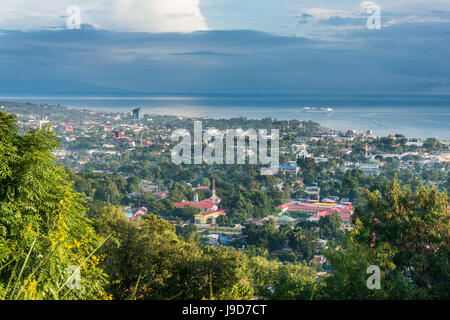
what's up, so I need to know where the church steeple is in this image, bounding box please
[212,179,217,202]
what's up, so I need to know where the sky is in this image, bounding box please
[0,0,449,94]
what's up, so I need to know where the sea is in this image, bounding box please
[1,94,449,140]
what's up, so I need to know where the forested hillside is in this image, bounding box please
[1,112,448,300]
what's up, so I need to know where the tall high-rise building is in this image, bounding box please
[132,108,141,120]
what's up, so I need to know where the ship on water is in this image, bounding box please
[303,107,334,113]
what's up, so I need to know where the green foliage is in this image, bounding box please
[423,138,442,152]
[70,171,126,205]
[249,256,319,300]
[126,176,140,193]
[0,112,108,300]
[289,227,318,261]
[173,206,201,220]
[176,224,199,241]
[318,213,344,243]
[244,220,286,252]
[94,208,254,300]
[321,180,450,300]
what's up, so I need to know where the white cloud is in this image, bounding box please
[289,0,450,31]
[0,0,208,32]
[378,0,450,13]
[291,0,450,18]
[302,8,353,21]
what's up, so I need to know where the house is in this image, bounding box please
[306,207,352,225]
[155,190,169,198]
[278,165,299,175]
[359,162,380,176]
[194,209,229,225]
[340,149,352,155]
[291,144,308,153]
[314,157,328,163]
[131,207,148,220]
[296,145,311,159]
[313,239,328,249]
[312,255,326,265]
[127,192,142,200]
[276,215,297,225]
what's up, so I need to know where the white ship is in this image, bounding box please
[303,107,334,113]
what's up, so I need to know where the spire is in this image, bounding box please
[209,179,220,205]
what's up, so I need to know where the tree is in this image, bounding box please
[318,213,344,242]
[172,206,201,220]
[289,227,318,261]
[321,181,449,299]
[423,138,442,153]
[297,157,318,185]
[126,176,140,193]
[249,256,319,300]
[0,112,107,300]
[176,224,198,241]
[95,209,254,300]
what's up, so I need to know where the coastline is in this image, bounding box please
[1,94,449,140]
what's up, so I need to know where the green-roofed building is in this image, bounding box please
[276,215,297,224]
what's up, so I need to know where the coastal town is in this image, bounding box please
[2,0,450,305]
[1,101,449,276]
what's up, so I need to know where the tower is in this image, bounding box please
[212,179,217,203]
[194,192,199,203]
[132,108,141,120]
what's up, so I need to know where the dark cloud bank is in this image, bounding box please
[0,22,449,95]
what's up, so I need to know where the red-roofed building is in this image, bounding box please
[131,207,148,220]
[142,140,153,147]
[195,186,210,192]
[277,201,353,229]
[307,207,352,223]
[195,209,229,225]
[174,179,228,225]
[155,190,169,198]
[199,209,229,217]
[173,179,221,211]
[174,198,218,210]
[114,131,127,139]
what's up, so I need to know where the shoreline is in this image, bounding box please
[1,98,449,140]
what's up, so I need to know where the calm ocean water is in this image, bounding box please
[1,94,449,139]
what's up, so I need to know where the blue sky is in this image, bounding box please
[0,0,449,94]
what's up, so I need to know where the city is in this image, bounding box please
[1,101,448,298]
[0,0,449,311]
